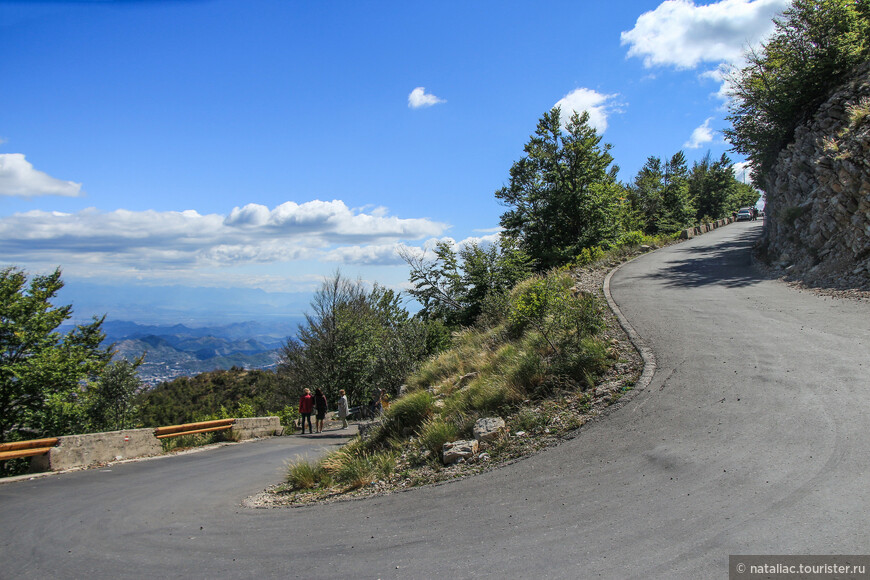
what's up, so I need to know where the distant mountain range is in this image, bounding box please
[63,319,305,386]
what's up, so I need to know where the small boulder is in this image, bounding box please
[442,439,479,465]
[473,417,506,443]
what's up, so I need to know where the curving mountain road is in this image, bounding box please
[1,221,868,579]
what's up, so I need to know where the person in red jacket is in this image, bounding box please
[298,388,314,434]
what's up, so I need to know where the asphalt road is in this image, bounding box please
[2,220,868,579]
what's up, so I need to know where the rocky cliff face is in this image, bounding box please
[762,61,870,289]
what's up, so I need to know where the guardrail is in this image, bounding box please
[0,438,60,461]
[0,417,283,474]
[154,418,235,439]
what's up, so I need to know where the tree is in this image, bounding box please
[0,267,112,444]
[725,0,870,182]
[626,151,695,234]
[496,108,622,270]
[660,151,695,232]
[86,357,143,431]
[401,238,532,328]
[689,152,740,221]
[279,272,428,407]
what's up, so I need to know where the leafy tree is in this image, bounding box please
[730,181,762,211]
[725,0,870,181]
[279,272,428,407]
[496,108,622,270]
[86,357,143,431]
[0,267,112,444]
[660,151,695,231]
[689,152,739,221]
[401,238,532,328]
[626,151,695,234]
[626,155,666,233]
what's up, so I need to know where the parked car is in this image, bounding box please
[736,208,753,221]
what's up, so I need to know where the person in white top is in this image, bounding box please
[337,389,349,429]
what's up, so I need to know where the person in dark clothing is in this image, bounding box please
[298,388,314,434]
[314,388,328,433]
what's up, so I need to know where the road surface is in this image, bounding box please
[2,221,868,579]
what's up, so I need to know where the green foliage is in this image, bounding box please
[575,246,606,266]
[379,390,435,438]
[725,0,870,180]
[625,151,695,234]
[280,271,428,408]
[512,407,550,433]
[688,152,741,222]
[496,107,623,270]
[275,404,300,428]
[401,238,532,329]
[0,267,112,445]
[416,418,458,458]
[617,230,647,247]
[286,458,325,490]
[508,270,603,347]
[86,358,143,432]
[137,367,288,427]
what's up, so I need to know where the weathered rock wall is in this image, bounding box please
[763,61,870,288]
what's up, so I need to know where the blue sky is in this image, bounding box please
[1,0,784,324]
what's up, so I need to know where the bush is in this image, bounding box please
[617,230,647,247]
[417,418,459,458]
[286,459,323,490]
[276,405,300,428]
[575,246,606,266]
[512,407,550,433]
[379,390,435,438]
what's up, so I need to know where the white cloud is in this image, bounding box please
[408,87,446,109]
[684,117,716,148]
[0,201,449,278]
[732,160,753,182]
[621,0,788,70]
[554,88,620,134]
[0,153,83,198]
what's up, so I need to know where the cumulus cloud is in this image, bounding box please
[408,87,446,109]
[732,160,753,183]
[684,117,716,148]
[621,0,788,69]
[0,201,449,277]
[0,153,83,198]
[554,88,620,133]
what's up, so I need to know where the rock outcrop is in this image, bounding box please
[762,61,870,289]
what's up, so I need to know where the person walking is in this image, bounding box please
[298,388,314,434]
[337,389,349,429]
[314,388,328,433]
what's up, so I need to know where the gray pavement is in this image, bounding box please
[1,220,868,579]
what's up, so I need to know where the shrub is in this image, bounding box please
[276,404,300,428]
[286,458,323,490]
[417,418,459,459]
[551,337,611,389]
[575,246,606,266]
[380,390,435,438]
[617,230,647,247]
[512,407,550,433]
[464,377,517,415]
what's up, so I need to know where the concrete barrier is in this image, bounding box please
[231,417,284,440]
[30,428,162,472]
[24,416,284,472]
[680,217,734,239]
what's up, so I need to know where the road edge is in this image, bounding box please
[603,256,657,396]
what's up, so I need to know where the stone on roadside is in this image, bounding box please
[442,439,479,465]
[473,417,506,442]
